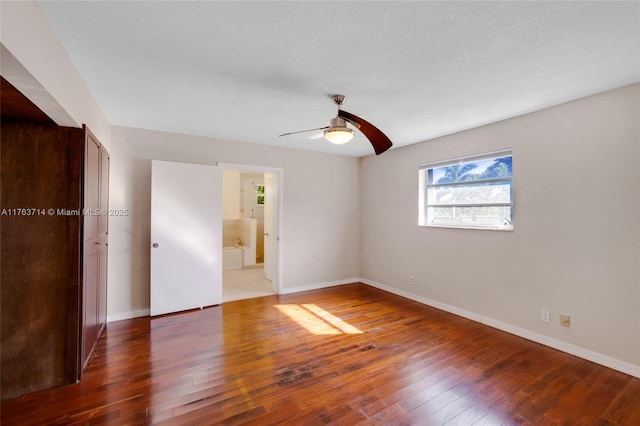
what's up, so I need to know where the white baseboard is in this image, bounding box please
[107,309,150,323]
[360,278,640,379]
[280,278,360,295]
[106,279,357,323]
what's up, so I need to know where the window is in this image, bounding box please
[256,185,265,206]
[419,150,513,230]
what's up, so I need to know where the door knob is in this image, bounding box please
[264,233,269,236]
[152,243,159,248]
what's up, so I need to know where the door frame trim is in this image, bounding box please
[218,163,283,295]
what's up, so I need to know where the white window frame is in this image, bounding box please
[418,149,513,231]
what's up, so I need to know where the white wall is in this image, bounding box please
[360,84,640,371]
[0,1,111,149]
[108,126,360,319]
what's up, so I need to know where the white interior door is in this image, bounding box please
[150,160,222,316]
[264,172,278,284]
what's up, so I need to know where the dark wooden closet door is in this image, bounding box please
[81,130,101,371]
[97,148,110,335]
[79,127,109,375]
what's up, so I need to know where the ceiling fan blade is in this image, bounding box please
[279,126,329,137]
[338,110,393,155]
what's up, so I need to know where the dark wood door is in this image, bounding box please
[81,130,101,371]
[98,148,110,335]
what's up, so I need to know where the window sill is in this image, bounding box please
[420,224,513,231]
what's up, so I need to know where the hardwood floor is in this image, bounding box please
[2,283,639,425]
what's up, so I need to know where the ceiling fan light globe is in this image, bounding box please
[324,127,354,144]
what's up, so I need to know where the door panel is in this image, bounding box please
[150,161,222,316]
[82,249,99,366]
[98,149,109,235]
[98,151,109,332]
[81,130,102,373]
[84,138,100,240]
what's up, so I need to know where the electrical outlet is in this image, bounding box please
[541,310,550,323]
[410,276,416,285]
[560,314,570,327]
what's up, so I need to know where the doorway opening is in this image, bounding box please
[219,163,282,303]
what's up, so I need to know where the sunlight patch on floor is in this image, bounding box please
[274,304,363,335]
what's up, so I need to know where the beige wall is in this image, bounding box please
[107,126,361,319]
[360,84,640,370]
[222,171,241,220]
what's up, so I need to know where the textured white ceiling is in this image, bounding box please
[38,1,639,157]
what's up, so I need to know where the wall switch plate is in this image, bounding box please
[560,314,570,327]
[541,310,550,323]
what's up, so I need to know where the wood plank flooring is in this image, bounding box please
[2,283,639,425]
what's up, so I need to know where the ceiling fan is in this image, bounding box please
[279,95,393,155]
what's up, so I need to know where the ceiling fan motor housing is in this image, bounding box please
[324,116,354,144]
[329,116,349,129]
